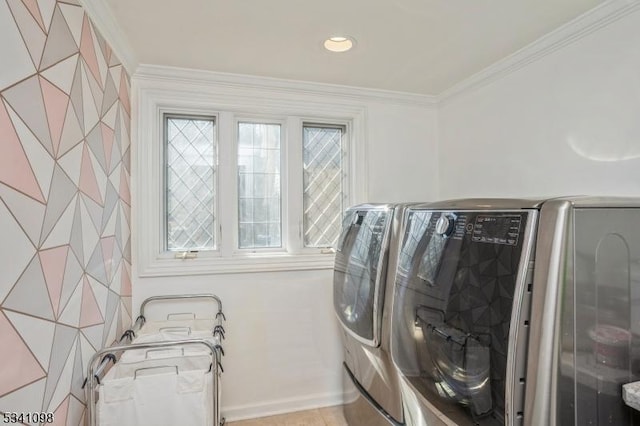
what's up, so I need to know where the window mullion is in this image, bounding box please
[286,117,303,253]
[218,111,236,257]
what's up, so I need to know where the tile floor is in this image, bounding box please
[227,406,348,426]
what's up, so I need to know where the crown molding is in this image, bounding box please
[134,64,438,108]
[77,0,138,75]
[79,0,639,107]
[438,0,640,103]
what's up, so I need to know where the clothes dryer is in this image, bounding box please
[390,198,640,426]
[334,204,411,426]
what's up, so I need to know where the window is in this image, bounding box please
[302,124,345,248]
[164,115,217,251]
[237,122,282,249]
[160,114,350,257]
[136,80,366,276]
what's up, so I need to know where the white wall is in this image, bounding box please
[367,102,439,202]
[438,6,640,199]
[131,77,438,421]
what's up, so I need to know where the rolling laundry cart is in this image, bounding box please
[85,294,226,426]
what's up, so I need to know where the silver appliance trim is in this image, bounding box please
[416,199,546,210]
[523,200,572,426]
[335,204,395,348]
[343,363,402,426]
[505,210,539,426]
[551,196,640,208]
[419,196,640,211]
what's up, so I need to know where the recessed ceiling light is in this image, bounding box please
[324,36,355,53]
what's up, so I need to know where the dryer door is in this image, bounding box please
[333,207,393,347]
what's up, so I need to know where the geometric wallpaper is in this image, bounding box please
[0,0,131,424]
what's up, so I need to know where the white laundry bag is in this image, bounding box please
[97,367,213,426]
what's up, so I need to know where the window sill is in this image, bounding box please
[138,252,336,277]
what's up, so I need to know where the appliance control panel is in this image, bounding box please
[472,214,523,246]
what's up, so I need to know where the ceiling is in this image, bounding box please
[104,0,601,95]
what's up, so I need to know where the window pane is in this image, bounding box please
[165,115,216,251]
[303,125,344,248]
[238,122,282,248]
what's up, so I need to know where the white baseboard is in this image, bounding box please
[222,391,346,422]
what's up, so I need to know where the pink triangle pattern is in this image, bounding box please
[79,15,102,89]
[0,310,46,396]
[39,245,69,317]
[40,76,69,157]
[120,261,131,296]
[1,0,132,413]
[51,395,70,426]
[0,100,45,203]
[79,276,103,328]
[79,144,103,205]
[20,0,45,32]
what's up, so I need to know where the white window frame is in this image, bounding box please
[134,78,367,277]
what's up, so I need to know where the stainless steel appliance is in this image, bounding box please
[334,204,410,426]
[390,198,640,426]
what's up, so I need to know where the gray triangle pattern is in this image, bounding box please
[40,165,78,245]
[69,57,84,135]
[80,193,102,234]
[101,290,119,346]
[113,106,121,153]
[114,206,123,251]
[101,73,118,116]
[86,243,107,285]
[2,74,53,155]
[40,5,78,70]
[101,181,118,231]
[93,25,109,65]
[81,324,103,351]
[6,0,46,69]
[122,146,130,175]
[123,236,131,264]
[58,249,83,317]
[69,197,84,265]
[0,182,45,246]
[43,324,77,409]
[67,395,84,426]
[108,244,122,288]
[85,123,107,173]
[108,52,120,67]
[82,59,103,115]
[70,339,84,400]
[109,134,122,175]
[121,297,132,319]
[2,255,55,321]
[120,100,131,134]
[58,100,83,158]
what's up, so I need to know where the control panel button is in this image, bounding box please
[435,215,455,236]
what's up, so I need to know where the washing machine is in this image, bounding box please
[334,203,411,426]
[390,197,640,426]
